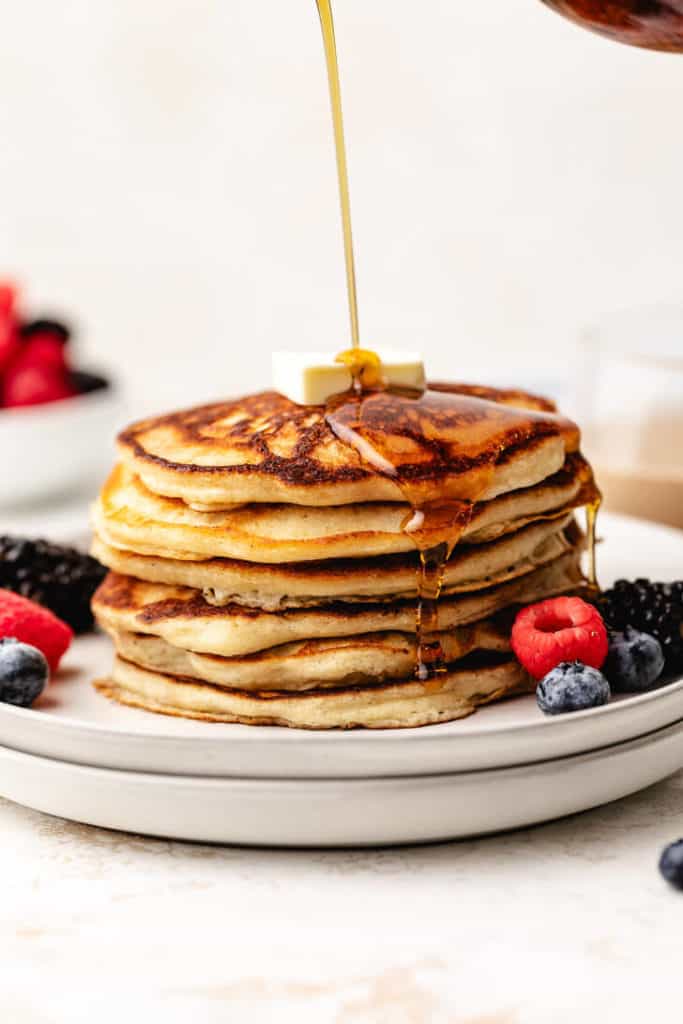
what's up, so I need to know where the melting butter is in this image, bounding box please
[272,349,425,405]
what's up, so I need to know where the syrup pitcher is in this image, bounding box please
[540,0,683,50]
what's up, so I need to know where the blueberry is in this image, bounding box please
[603,627,665,692]
[0,638,48,707]
[659,840,683,890]
[536,661,610,715]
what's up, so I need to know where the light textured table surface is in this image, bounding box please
[2,770,682,1024]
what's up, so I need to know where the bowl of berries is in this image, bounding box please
[0,281,120,507]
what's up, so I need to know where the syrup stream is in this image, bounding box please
[315,0,361,351]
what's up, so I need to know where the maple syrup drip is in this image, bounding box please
[315,0,361,349]
[404,507,475,680]
[586,496,602,590]
[324,387,571,679]
[414,545,449,681]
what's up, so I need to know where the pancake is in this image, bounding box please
[107,618,512,691]
[92,515,577,610]
[93,453,592,565]
[98,653,534,729]
[92,550,583,658]
[116,383,581,508]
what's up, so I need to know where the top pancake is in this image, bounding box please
[117,383,581,507]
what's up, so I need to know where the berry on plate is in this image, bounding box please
[536,661,610,715]
[659,840,683,890]
[600,579,683,673]
[0,536,106,633]
[603,627,665,692]
[512,596,608,680]
[0,638,48,707]
[0,589,72,672]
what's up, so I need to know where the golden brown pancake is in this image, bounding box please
[116,384,581,507]
[107,619,512,691]
[92,515,577,609]
[93,454,591,565]
[92,380,598,730]
[92,551,583,658]
[98,653,534,729]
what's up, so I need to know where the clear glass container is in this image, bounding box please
[576,305,683,529]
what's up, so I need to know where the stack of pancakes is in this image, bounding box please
[91,383,597,729]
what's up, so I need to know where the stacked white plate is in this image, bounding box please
[0,514,681,847]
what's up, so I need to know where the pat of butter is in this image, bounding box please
[272,349,425,406]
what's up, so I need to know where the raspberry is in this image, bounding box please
[2,364,76,408]
[0,589,73,672]
[512,596,609,680]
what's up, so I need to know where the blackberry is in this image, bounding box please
[0,536,106,633]
[599,579,683,674]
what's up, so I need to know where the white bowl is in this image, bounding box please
[0,384,122,508]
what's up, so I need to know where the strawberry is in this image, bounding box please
[0,589,73,672]
[511,596,608,680]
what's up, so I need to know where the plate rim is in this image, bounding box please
[9,667,683,748]
[2,709,683,783]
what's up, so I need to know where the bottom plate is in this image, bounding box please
[2,717,682,846]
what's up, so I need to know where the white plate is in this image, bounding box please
[0,513,681,778]
[1,717,682,845]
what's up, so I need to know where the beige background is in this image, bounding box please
[1,0,682,414]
